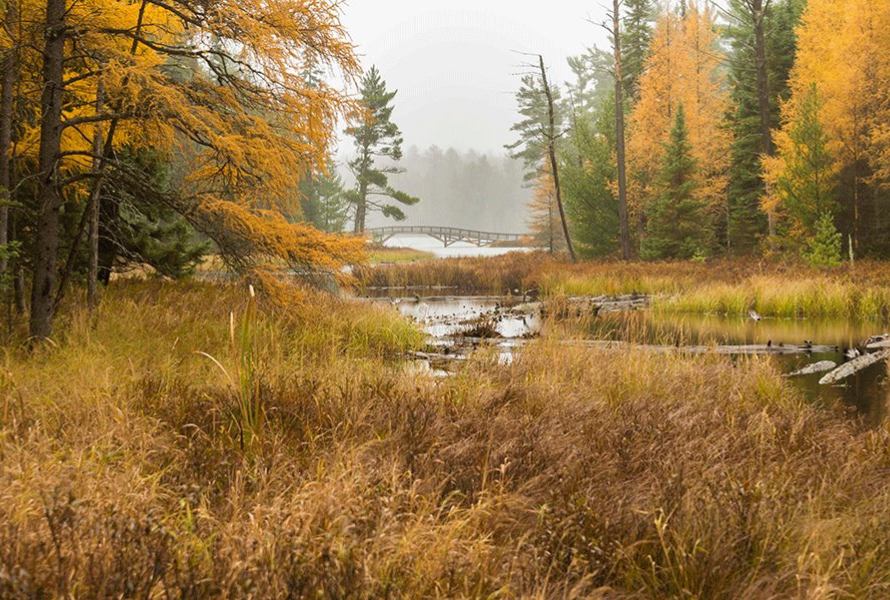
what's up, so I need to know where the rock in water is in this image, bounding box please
[819,350,890,385]
[787,361,838,377]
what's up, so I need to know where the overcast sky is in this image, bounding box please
[341,1,614,155]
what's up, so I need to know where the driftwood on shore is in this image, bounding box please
[786,361,838,377]
[819,350,890,385]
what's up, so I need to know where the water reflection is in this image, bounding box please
[370,291,890,423]
[387,295,540,338]
[587,312,890,424]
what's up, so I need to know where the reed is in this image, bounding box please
[368,246,436,264]
[362,254,890,320]
[4,280,890,597]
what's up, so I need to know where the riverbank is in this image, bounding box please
[4,279,890,597]
[369,246,436,264]
[359,253,890,320]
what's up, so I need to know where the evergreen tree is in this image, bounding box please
[298,162,349,233]
[642,104,708,259]
[563,96,621,257]
[804,211,842,267]
[506,73,563,183]
[765,84,837,238]
[95,147,209,282]
[565,49,614,119]
[725,0,805,254]
[345,66,419,233]
[621,0,655,103]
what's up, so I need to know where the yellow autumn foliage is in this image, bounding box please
[4,0,367,294]
[626,2,731,226]
[764,0,890,235]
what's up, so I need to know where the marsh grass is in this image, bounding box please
[5,280,890,597]
[355,251,552,293]
[368,246,436,264]
[363,254,890,320]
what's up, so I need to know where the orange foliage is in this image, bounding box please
[626,2,731,224]
[4,0,366,292]
[767,0,890,195]
[528,168,566,252]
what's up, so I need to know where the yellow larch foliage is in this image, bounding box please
[6,0,368,294]
[626,2,732,225]
[766,0,890,197]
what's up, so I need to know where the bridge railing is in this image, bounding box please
[367,225,526,242]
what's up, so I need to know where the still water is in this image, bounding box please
[372,292,890,424]
[588,311,890,424]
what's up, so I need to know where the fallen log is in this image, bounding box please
[820,349,890,385]
[786,361,838,377]
[865,335,890,350]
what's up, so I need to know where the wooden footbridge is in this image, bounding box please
[368,226,526,248]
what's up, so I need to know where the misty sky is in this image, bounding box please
[341,1,613,155]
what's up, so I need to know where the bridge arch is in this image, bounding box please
[368,226,526,248]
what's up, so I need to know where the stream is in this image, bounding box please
[367,291,890,424]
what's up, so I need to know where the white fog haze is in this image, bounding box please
[342,1,612,153]
[340,1,615,233]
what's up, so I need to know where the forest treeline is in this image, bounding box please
[513,0,890,264]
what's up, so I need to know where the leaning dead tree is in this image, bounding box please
[537,55,577,263]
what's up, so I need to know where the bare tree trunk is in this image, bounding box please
[29,0,66,340]
[11,216,23,314]
[87,80,104,311]
[612,0,632,260]
[751,0,777,236]
[0,0,17,275]
[538,55,576,263]
[353,178,367,234]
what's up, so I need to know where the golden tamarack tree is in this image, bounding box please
[626,2,731,246]
[0,0,366,339]
[528,167,567,253]
[763,0,890,254]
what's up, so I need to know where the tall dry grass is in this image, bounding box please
[354,251,556,293]
[3,281,890,597]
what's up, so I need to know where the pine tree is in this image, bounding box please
[298,163,349,233]
[804,211,842,267]
[642,104,708,259]
[506,74,562,182]
[507,58,576,261]
[563,100,621,258]
[621,0,655,102]
[564,49,613,119]
[725,0,804,254]
[345,66,419,233]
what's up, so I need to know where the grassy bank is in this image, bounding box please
[361,253,890,320]
[355,251,551,293]
[4,280,890,596]
[369,246,436,264]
